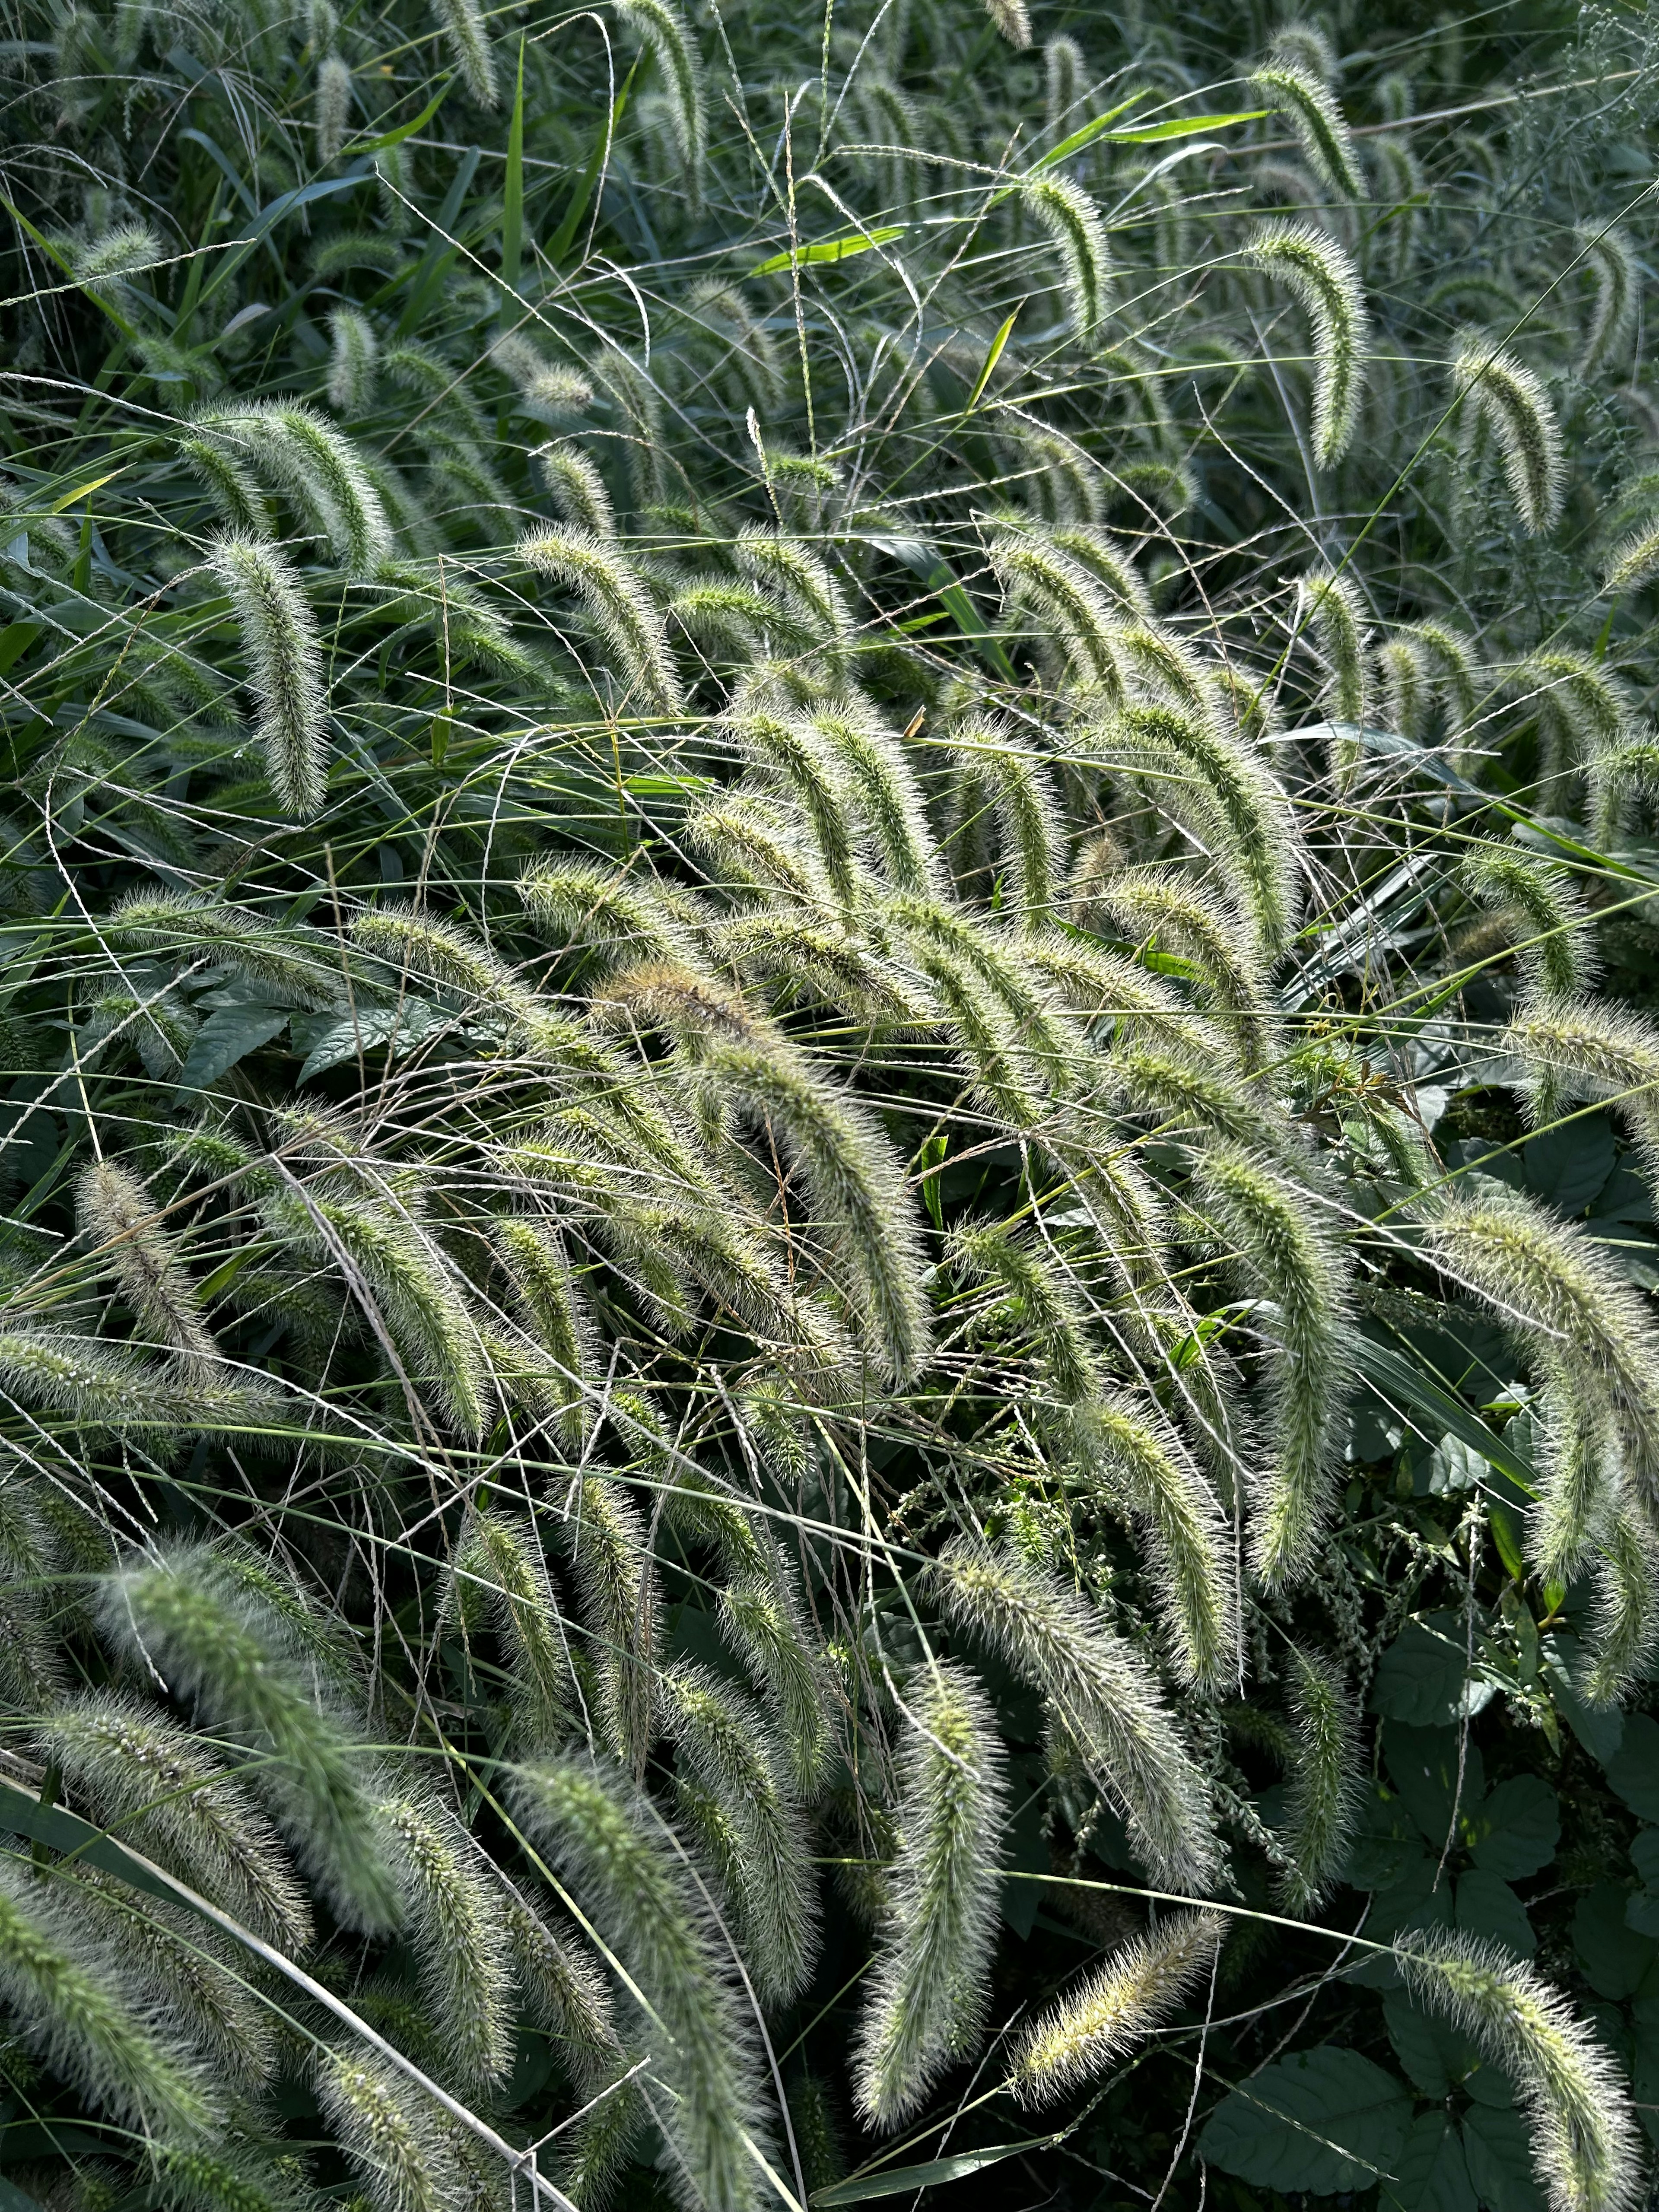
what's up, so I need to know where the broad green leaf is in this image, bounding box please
[1630,1995,1659,2149]
[999,1791,1046,1938]
[1518,1115,1616,1215]
[1590,1161,1655,1226]
[1382,1993,1503,2104]
[1455,1869,1535,1957]
[1360,1850,1455,1946]
[1489,1497,1528,1583]
[1605,1712,1659,1818]
[750,226,908,277]
[913,1130,948,1230]
[1342,1781,1421,1890]
[1381,2112,1476,2212]
[1573,1883,1658,1999]
[1546,1633,1624,1761]
[46,470,123,515]
[1465,1775,1558,1879]
[867,534,1017,683]
[1424,1434,1487,1495]
[0,191,136,337]
[0,1773,188,1913]
[811,2141,1046,2203]
[1198,2049,1413,2195]
[294,998,450,1083]
[1370,1615,1471,1728]
[179,1002,290,1090]
[1460,2104,1548,2212]
[1023,103,1264,180]
[0,622,39,677]
[1383,1725,1484,1850]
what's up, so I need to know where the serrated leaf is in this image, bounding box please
[178,1001,289,1089]
[1381,2111,1476,2212]
[1465,1775,1558,1879]
[1197,2049,1413,2194]
[1384,1993,1470,2098]
[1370,1614,1471,1727]
[1382,1991,1514,2109]
[1460,2104,1547,2212]
[294,998,451,1083]
[1425,1434,1487,1494]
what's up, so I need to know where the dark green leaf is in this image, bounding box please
[1547,1634,1624,1761]
[0,1773,188,1913]
[999,1791,1046,1939]
[1361,1850,1455,1946]
[1102,109,1268,143]
[294,999,449,1083]
[1604,1711,1659,1817]
[1370,1615,1471,1727]
[1381,2112,1476,2212]
[1465,1774,1558,1878]
[1518,1116,1617,1215]
[178,1002,289,1089]
[1572,1884,1658,1999]
[1384,1725,1484,1850]
[341,78,454,155]
[1629,1996,1659,2149]
[1460,2105,1547,2212]
[1343,1782,1420,1889]
[1455,1869,1535,1957]
[501,38,525,293]
[1197,2049,1413,2194]
[1382,1992,1512,2106]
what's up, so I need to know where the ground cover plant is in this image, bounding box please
[2,0,1659,2206]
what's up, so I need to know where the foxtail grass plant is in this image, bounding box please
[0,0,1657,2206]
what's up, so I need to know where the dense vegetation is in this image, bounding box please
[2,0,1659,2206]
